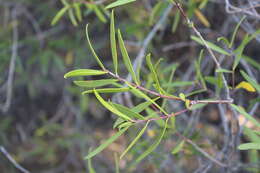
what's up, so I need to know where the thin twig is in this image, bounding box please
[0,146,30,173]
[0,7,18,113]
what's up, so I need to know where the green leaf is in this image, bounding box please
[179,93,186,101]
[231,104,260,128]
[131,97,160,113]
[64,69,107,78]
[172,140,185,155]
[73,3,82,22]
[217,36,230,47]
[133,118,169,165]
[229,16,246,48]
[243,127,260,143]
[149,1,167,25]
[68,8,78,26]
[113,118,125,129]
[106,0,136,9]
[242,55,260,70]
[191,35,230,55]
[190,103,207,110]
[240,70,260,93]
[238,143,260,150]
[74,79,118,88]
[146,54,161,91]
[216,68,233,73]
[84,126,129,160]
[86,24,106,70]
[127,83,168,115]
[94,90,133,121]
[87,149,96,173]
[110,10,118,74]
[110,103,145,120]
[118,30,139,84]
[51,6,70,26]
[120,121,150,159]
[82,88,129,94]
[92,5,107,23]
[172,10,180,33]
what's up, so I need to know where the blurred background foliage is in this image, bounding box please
[0,0,259,172]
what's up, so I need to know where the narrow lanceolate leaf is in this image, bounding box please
[94,90,133,121]
[172,140,185,155]
[146,54,161,91]
[133,118,169,165]
[191,35,230,56]
[64,69,107,78]
[82,88,129,94]
[106,0,136,9]
[216,68,233,73]
[231,104,260,128]
[235,81,256,92]
[86,24,105,70]
[120,121,150,159]
[127,82,167,115]
[229,16,246,48]
[74,79,118,88]
[51,6,70,26]
[118,29,139,84]
[240,70,260,93]
[131,97,160,113]
[110,10,118,74]
[84,126,129,160]
[111,103,145,120]
[238,143,260,150]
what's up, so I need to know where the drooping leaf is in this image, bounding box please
[82,88,130,94]
[171,140,185,155]
[235,81,256,92]
[74,79,118,88]
[231,104,260,128]
[86,24,106,70]
[238,143,260,150]
[120,121,150,159]
[194,9,210,27]
[110,10,118,74]
[229,16,246,48]
[87,149,97,173]
[191,35,230,55]
[118,29,139,84]
[84,126,129,160]
[68,8,78,26]
[106,0,136,9]
[73,3,82,22]
[133,118,169,165]
[131,97,160,113]
[94,90,133,121]
[240,70,260,93]
[64,69,107,78]
[110,103,145,120]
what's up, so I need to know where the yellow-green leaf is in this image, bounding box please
[235,81,256,92]
[118,29,139,84]
[110,10,118,74]
[86,24,106,70]
[94,90,132,121]
[64,69,107,78]
[82,88,129,94]
[106,0,136,9]
[74,79,118,88]
[179,93,186,101]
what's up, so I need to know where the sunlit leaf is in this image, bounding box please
[179,93,186,101]
[94,90,133,121]
[51,6,70,26]
[82,88,130,94]
[235,81,256,92]
[84,126,129,160]
[74,79,118,88]
[118,30,139,84]
[110,10,118,74]
[191,35,230,55]
[86,24,106,70]
[120,121,149,159]
[238,143,260,150]
[110,103,145,120]
[64,69,107,78]
[106,0,136,9]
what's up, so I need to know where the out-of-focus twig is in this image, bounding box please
[0,146,30,173]
[0,7,19,113]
